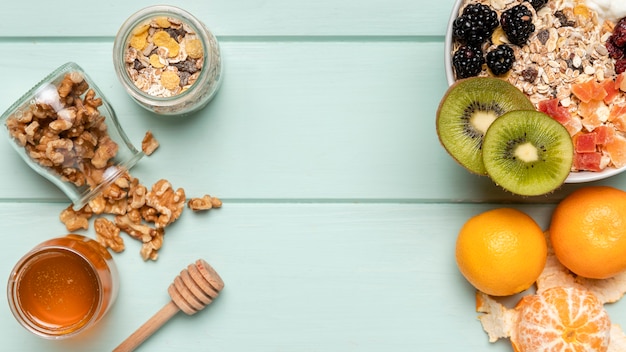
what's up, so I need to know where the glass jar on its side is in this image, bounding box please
[7,234,119,339]
[0,62,143,210]
[113,5,223,116]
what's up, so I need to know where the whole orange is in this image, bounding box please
[550,186,626,279]
[455,208,547,296]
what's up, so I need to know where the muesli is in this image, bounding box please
[450,0,626,172]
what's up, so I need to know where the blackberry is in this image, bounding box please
[500,5,535,46]
[453,3,499,45]
[524,0,548,11]
[452,45,485,79]
[486,45,515,76]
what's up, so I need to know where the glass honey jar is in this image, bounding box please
[7,234,119,339]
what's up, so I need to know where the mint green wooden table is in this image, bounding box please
[1,1,625,351]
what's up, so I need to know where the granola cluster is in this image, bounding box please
[6,72,118,190]
[124,16,205,97]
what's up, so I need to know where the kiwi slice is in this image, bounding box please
[482,110,573,196]
[436,77,534,174]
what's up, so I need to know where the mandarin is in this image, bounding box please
[550,186,626,279]
[455,208,547,296]
[512,286,611,351]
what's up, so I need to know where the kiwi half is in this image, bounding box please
[482,110,573,196]
[436,77,534,174]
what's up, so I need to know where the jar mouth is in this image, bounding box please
[73,153,143,210]
[113,5,223,112]
[7,247,105,339]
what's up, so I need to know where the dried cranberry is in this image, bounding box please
[616,58,626,74]
[606,39,625,59]
[612,18,626,47]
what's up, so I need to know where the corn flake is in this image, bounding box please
[149,54,165,68]
[132,24,150,36]
[129,32,148,50]
[160,71,180,90]
[153,31,173,46]
[186,39,203,59]
[153,31,180,58]
[154,17,171,28]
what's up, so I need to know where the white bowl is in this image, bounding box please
[443,0,626,184]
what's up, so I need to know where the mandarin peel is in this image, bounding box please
[476,231,626,351]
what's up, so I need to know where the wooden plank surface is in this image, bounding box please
[2,1,449,37]
[2,0,626,351]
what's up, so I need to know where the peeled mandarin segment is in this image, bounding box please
[513,287,611,352]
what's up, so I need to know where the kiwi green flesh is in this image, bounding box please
[482,110,573,196]
[436,77,534,175]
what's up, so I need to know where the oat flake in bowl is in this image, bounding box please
[445,0,626,183]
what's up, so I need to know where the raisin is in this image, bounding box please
[536,29,550,45]
[165,28,187,43]
[179,71,191,86]
[521,67,538,82]
[133,59,144,71]
[172,59,199,74]
[554,11,575,27]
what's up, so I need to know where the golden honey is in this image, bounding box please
[7,234,119,339]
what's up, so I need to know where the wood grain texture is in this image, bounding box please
[2,0,450,37]
[6,202,611,352]
[2,0,626,351]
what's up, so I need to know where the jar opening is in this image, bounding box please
[9,247,103,338]
[113,5,223,115]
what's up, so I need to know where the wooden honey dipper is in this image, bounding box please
[113,259,224,352]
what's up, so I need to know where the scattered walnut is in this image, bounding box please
[116,214,164,261]
[146,179,186,228]
[5,75,223,260]
[94,218,124,253]
[140,230,164,261]
[128,179,147,209]
[188,194,222,211]
[115,214,158,243]
[141,130,159,156]
[59,205,92,232]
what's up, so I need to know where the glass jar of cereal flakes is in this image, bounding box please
[113,5,223,116]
